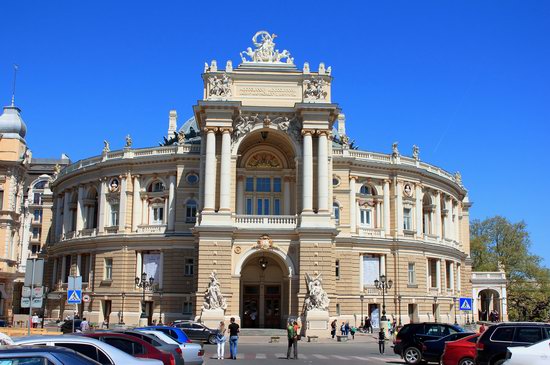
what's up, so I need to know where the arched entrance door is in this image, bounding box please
[240,252,289,329]
[478,289,501,322]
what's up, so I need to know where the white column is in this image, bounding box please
[55,195,63,239]
[383,180,390,235]
[396,180,403,236]
[236,176,244,214]
[203,128,217,211]
[302,131,313,212]
[380,255,386,276]
[416,185,423,237]
[457,263,462,292]
[141,198,147,225]
[51,258,58,287]
[448,200,454,240]
[118,176,127,232]
[98,180,106,233]
[136,252,143,279]
[219,129,232,211]
[76,254,82,276]
[436,259,442,292]
[435,191,442,239]
[283,177,291,215]
[76,186,85,234]
[168,175,176,230]
[349,176,357,234]
[132,175,141,232]
[317,131,329,212]
[454,202,461,242]
[63,191,71,235]
[450,261,455,292]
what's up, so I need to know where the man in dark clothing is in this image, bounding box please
[286,321,298,359]
[228,317,239,360]
[330,319,337,339]
[378,328,386,354]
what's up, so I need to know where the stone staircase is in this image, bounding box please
[239,328,286,337]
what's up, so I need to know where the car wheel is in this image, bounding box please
[208,334,217,345]
[403,347,422,365]
[458,358,474,365]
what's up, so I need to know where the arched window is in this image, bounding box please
[33,180,47,190]
[360,184,376,195]
[148,180,165,193]
[333,202,340,225]
[150,199,165,225]
[186,200,197,223]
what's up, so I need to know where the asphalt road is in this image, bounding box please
[201,339,405,364]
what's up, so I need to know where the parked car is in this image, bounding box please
[171,321,218,344]
[60,319,82,334]
[0,345,102,365]
[12,335,163,365]
[118,330,184,365]
[503,338,550,365]
[81,332,176,365]
[393,322,464,364]
[136,326,193,345]
[476,322,550,365]
[441,333,479,365]
[136,329,204,365]
[422,332,475,363]
[0,319,7,327]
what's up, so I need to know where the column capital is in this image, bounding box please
[220,127,233,134]
[349,175,358,181]
[203,126,218,133]
[301,129,315,136]
[315,129,330,137]
[132,174,141,179]
[383,179,392,185]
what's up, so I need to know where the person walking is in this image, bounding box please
[80,317,90,333]
[344,322,350,337]
[286,321,298,359]
[216,321,226,359]
[378,328,386,354]
[330,319,337,339]
[365,316,372,333]
[350,325,356,340]
[340,321,346,336]
[228,317,239,360]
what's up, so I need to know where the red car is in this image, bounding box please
[81,332,176,365]
[441,333,480,365]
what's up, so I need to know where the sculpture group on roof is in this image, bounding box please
[240,31,294,64]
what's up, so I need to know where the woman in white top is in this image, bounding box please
[216,321,227,359]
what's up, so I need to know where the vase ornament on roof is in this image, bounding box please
[240,31,294,64]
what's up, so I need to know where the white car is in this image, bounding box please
[503,338,550,365]
[136,329,204,365]
[13,335,163,365]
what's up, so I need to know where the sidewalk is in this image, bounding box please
[236,332,382,344]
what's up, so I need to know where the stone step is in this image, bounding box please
[239,328,286,337]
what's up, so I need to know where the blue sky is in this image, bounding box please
[1,1,548,265]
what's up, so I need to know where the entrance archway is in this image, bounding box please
[240,251,289,329]
[478,289,501,322]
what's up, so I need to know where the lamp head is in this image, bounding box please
[388,279,393,289]
[141,272,147,282]
[149,277,155,286]
[380,275,386,283]
[135,277,140,285]
[374,279,379,288]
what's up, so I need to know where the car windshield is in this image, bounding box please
[144,331,178,345]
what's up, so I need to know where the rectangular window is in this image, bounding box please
[0,190,3,208]
[335,260,340,279]
[273,178,282,192]
[104,258,113,280]
[362,255,380,287]
[408,263,416,285]
[184,258,194,276]
[263,198,270,215]
[256,178,271,192]
[446,261,452,289]
[360,209,371,226]
[256,199,263,215]
[274,199,280,215]
[152,207,164,224]
[33,192,42,205]
[32,227,40,239]
[110,204,119,226]
[186,203,197,223]
[31,245,40,254]
[430,260,438,288]
[246,198,253,215]
[182,300,193,314]
[403,208,412,230]
[245,178,254,192]
[33,209,42,222]
[64,256,71,283]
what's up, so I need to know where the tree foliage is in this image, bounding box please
[470,216,550,321]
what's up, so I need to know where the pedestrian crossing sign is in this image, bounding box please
[67,289,82,304]
[459,297,472,311]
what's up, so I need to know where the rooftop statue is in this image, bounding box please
[240,31,294,64]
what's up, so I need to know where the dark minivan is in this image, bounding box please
[476,322,550,365]
[393,322,464,364]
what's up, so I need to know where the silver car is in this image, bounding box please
[136,330,204,365]
[13,335,163,365]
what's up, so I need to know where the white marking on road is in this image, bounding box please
[313,354,329,359]
[256,353,266,359]
[299,354,308,359]
[332,355,350,360]
[275,353,285,359]
[352,356,370,361]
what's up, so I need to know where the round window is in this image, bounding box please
[186,173,199,185]
[332,177,340,187]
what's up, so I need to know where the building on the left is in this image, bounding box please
[0,100,69,323]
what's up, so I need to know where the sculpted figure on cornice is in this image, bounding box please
[208,73,232,99]
[304,77,327,101]
[103,140,110,154]
[412,145,420,161]
[455,171,462,185]
[232,112,259,143]
[392,142,399,159]
[232,112,302,145]
[239,31,294,64]
[247,152,281,169]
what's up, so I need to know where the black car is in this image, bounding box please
[0,345,101,365]
[476,322,550,365]
[422,332,474,363]
[60,319,82,334]
[172,321,218,344]
[393,322,464,364]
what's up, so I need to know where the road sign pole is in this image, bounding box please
[27,259,35,336]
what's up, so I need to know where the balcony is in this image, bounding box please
[137,224,167,234]
[80,228,97,238]
[357,227,385,238]
[234,215,298,229]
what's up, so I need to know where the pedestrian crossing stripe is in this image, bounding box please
[460,298,472,310]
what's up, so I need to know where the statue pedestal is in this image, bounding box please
[138,317,148,327]
[200,308,225,329]
[304,309,330,337]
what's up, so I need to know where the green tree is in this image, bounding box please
[470,216,550,321]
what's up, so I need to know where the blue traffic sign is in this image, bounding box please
[67,289,82,304]
[459,297,473,311]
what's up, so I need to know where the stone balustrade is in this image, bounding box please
[357,227,385,238]
[137,224,167,234]
[234,214,298,229]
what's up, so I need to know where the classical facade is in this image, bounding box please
[42,31,475,328]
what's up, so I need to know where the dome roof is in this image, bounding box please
[0,105,27,140]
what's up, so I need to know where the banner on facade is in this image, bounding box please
[370,307,380,328]
[363,256,380,287]
[143,253,160,283]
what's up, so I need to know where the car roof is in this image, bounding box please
[0,345,83,353]
[491,322,550,326]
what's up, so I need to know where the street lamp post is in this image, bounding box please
[119,292,126,325]
[397,295,402,327]
[135,272,154,323]
[360,294,365,327]
[374,275,393,321]
[453,297,458,325]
